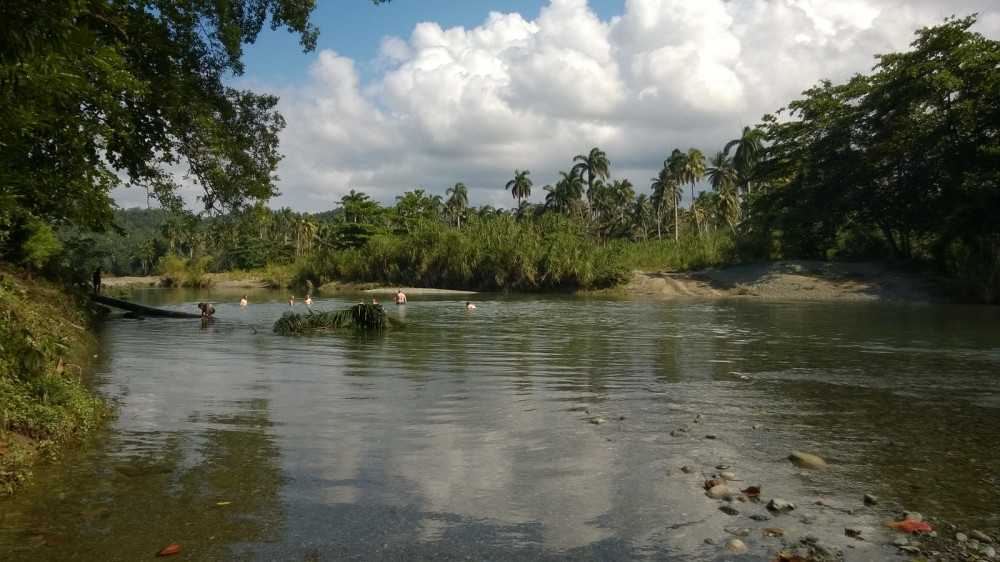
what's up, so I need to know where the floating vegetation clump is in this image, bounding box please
[272,303,399,334]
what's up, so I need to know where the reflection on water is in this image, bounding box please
[1,290,998,560]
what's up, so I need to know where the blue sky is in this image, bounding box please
[242,1,625,86]
[114,0,1000,213]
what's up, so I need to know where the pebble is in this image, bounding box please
[863,493,879,506]
[902,511,923,522]
[725,527,751,537]
[680,465,694,473]
[845,527,862,538]
[788,451,827,469]
[971,530,995,543]
[720,471,737,481]
[706,484,730,499]
[766,498,797,514]
[719,505,740,516]
[724,538,749,554]
[956,532,968,542]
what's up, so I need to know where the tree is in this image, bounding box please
[664,150,688,240]
[724,126,766,194]
[572,147,611,202]
[3,1,332,236]
[752,14,1000,271]
[706,150,739,233]
[630,194,654,241]
[339,190,379,224]
[544,170,586,217]
[650,166,679,240]
[612,179,636,224]
[505,170,533,206]
[446,182,469,229]
[683,148,707,209]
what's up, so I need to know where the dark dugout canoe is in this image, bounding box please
[90,293,203,318]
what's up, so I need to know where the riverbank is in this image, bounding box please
[0,269,112,494]
[625,260,956,302]
[102,260,958,303]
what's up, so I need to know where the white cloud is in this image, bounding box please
[252,0,999,212]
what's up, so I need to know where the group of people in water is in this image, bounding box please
[196,289,477,318]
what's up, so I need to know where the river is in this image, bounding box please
[1,289,998,560]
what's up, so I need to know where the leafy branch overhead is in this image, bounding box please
[0,0,379,237]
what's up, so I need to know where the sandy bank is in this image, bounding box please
[100,261,955,303]
[627,260,954,302]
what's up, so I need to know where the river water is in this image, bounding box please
[1,289,998,560]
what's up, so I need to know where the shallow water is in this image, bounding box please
[1,290,998,560]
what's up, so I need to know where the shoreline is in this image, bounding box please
[101,260,958,303]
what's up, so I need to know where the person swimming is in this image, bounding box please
[395,290,407,304]
[304,294,313,307]
[466,301,476,309]
[240,294,248,307]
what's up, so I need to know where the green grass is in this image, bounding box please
[0,268,112,494]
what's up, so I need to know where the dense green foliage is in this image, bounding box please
[0,0,322,257]
[0,270,112,493]
[748,16,1000,300]
[3,10,998,300]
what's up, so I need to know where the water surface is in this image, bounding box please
[1,290,998,560]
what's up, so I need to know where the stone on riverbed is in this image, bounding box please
[724,538,749,554]
[706,484,731,499]
[766,498,797,514]
[788,451,827,469]
[970,530,995,543]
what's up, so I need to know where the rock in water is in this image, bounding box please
[788,451,827,469]
[766,498,797,514]
[724,539,749,554]
[706,484,731,499]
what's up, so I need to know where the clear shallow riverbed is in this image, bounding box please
[1,289,998,560]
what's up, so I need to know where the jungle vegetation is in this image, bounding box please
[3,9,998,300]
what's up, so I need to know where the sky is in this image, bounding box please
[113,0,1000,213]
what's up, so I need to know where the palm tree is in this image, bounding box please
[505,169,532,207]
[706,151,736,193]
[706,151,740,234]
[650,166,679,240]
[446,182,469,229]
[296,215,319,255]
[664,150,688,240]
[571,147,610,202]
[684,147,706,206]
[724,125,765,194]
[631,193,653,241]
[544,170,585,217]
[611,179,635,224]
[340,190,370,223]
